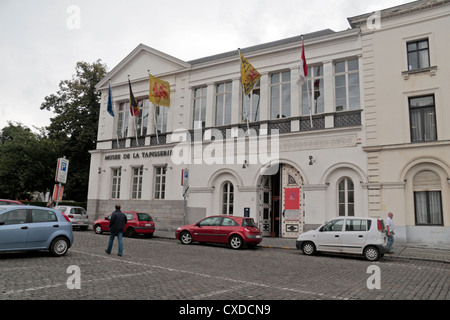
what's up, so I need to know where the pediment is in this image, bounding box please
[97,43,190,90]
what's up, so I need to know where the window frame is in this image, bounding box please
[302,65,324,115]
[338,177,355,217]
[242,79,261,123]
[409,95,437,143]
[215,81,233,126]
[154,166,167,200]
[193,86,207,129]
[334,59,360,112]
[414,191,443,226]
[111,167,122,199]
[131,166,143,200]
[407,38,430,71]
[221,181,234,215]
[270,70,291,119]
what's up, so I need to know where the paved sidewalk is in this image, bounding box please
[154,230,450,263]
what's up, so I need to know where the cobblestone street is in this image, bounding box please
[1,230,449,305]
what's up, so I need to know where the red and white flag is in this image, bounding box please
[297,38,308,86]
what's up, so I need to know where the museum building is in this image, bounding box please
[88,0,450,245]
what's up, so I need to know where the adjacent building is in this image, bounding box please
[88,0,449,246]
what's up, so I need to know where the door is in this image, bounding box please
[192,216,223,243]
[0,209,29,250]
[317,219,344,252]
[281,164,304,238]
[258,176,272,237]
[342,218,368,254]
[27,209,60,249]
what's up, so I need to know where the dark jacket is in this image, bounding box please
[109,210,127,232]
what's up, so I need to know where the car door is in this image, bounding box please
[216,217,239,244]
[0,209,30,250]
[317,219,344,253]
[192,217,223,243]
[342,218,368,254]
[27,209,60,249]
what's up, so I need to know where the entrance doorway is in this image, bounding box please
[258,164,304,238]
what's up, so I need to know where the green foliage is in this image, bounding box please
[0,122,58,199]
[40,60,108,201]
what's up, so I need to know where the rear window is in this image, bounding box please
[137,213,153,222]
[70,208,86,215]
[242,218,256,227]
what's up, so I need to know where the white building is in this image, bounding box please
[348,0,450,246]
[88,0,449,245]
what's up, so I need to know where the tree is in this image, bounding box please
[0,122,58,199]
[40,60,108,201]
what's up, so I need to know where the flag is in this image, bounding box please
[149,74,170,107]
[107,82,114,117]
[297,38,308,86]
[128,79,140,116]
[240,52,261,96]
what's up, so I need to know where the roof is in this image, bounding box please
[187,29,336,65]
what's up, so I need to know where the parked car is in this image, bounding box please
[0,205,74,257]
[176,215,263,250]
[0,199,23,205]
[93,211,155,238]
[296,216,387,261]
[55,206,89,231]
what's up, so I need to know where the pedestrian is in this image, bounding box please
[385,212,395,254]
[105,204,127,256]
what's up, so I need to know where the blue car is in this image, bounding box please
[0,205,74,257]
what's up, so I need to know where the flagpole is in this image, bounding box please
[148,70,160,145]
[239,48,251,135]
[110,79,120,148]
[301,36,313,129]
[128,75,139,146]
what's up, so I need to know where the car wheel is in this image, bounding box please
[180,231,192,245]
[125,227,137,238]
[49,237,69,257]
[229,235,243,250]
[94,224,103,234]
[301,241,316,256]
[364,246,380,261]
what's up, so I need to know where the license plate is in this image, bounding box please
[255,235,262,239]
[145,223,152,227]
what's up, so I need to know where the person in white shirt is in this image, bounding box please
[385,212,395,254]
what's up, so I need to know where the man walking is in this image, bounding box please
[105,204,127,256]
[385,212,395,254]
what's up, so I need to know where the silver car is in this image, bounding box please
[55,206,89,231]
[296,217,387,261]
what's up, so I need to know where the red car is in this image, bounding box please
[0,199,23,205]
[93,211,155,238]
[176,215,262,249]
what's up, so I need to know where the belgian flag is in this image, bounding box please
[128,79,140,117]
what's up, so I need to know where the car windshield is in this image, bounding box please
[242,218,256,227]
[137,213,152,221]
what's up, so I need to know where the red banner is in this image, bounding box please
[284,188,300,210]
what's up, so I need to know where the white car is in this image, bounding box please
[55,206,89,231]
[296,217,387,261]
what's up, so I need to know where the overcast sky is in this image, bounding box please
[0,0,413,131]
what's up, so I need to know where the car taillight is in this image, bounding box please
[377,219,382,232]
[61,212,71,222]
[86,215,89,219]
[68,215,74,218]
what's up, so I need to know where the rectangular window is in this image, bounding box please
[111,168,121,199]
[131,167,143,199]
[136,99,149,136]
[193,86,207,129]
[270,71,291,119]
[243,80,260,123]
[407,39,430,71]
[414,191,443,225]
[409,95,437,142]
[154,166,166,200]
[302,65,324,115]
[117,102,129,138]
[335,59,360,112]
[215,81,232,126]
[155,106,168,134]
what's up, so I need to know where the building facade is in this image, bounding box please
[348,0,450,245]
[88,0,449,245]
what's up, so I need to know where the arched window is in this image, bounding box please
[338,178,354,216]
[221,181,234,215]
[413,170,443,225]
